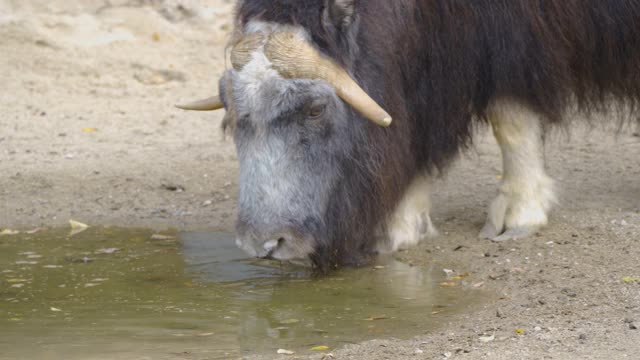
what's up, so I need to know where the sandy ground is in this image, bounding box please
[1,1,639,359]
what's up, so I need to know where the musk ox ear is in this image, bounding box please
[325,0,356,30]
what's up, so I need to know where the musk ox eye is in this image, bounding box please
[307,100,327,119]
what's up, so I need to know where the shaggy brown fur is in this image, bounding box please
[232,0,640,270]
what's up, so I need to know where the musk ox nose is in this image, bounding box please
[235,228,315,260]
[235,233,287,259]
[262,238,282,254]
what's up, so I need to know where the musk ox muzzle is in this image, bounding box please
[234,224,316,261]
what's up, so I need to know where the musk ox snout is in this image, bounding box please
[235,225,316,260]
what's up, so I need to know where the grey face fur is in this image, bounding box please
[223,53,355,261]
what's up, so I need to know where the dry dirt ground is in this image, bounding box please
[1,1,639,359]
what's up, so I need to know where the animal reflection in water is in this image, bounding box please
[180,232,466,349]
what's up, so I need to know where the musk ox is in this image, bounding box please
[178,0,640,271]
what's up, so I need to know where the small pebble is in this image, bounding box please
[579,334,587,341]
[479,335,495,343]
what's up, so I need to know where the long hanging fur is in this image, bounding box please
[235,0,640,270]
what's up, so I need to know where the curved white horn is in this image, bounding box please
[230,32,392,127]
[264,32,392,127]
[175,96,224,111]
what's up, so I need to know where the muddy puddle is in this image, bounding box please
[0,228,483,359]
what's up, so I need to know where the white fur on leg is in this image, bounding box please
[481,100,557,241]
[379,175,438,253]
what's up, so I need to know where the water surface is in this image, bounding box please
[0,228,482,359]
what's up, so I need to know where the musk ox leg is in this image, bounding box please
[480,100,557,242]
[379,175,438,253]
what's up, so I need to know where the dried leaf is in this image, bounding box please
[622,277,639,283]
[151,234,174,240]
[82,128,98,133]
[50,307,62,312]
[277,349,295,355]
[69,220,89,229]
[439,281,459,287]
[452,272,471,280]
[95,248,120,254]
[69,220,89,236]
[311,346,330,351]
[7,279,28,283]
[0,229,20,236]
[364,315,388,321]
[515,329,526,334]
[279,319,300,325]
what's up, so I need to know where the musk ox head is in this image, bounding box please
[178,1,412,271]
